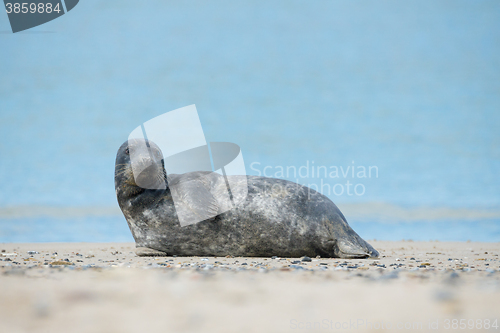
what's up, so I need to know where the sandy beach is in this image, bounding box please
[0,241,499,333]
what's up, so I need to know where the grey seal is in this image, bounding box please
[115,139,379,259]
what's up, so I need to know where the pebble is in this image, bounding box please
[2,245,497,278]
[3,269,25,276]
[50,261,74,266]
[434,290,455,302]
[379,271,399,280]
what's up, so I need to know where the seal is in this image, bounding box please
[115,139,379,259]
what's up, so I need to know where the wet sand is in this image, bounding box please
[1,241,499,332]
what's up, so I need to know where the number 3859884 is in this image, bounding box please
[5,3,62,14]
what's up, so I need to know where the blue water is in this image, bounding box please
[0,1,499,242]
[0,217,132,243]
[1,217,499,243]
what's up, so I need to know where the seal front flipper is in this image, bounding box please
[135,247,168,257]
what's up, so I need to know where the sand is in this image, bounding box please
[0,241,499,333]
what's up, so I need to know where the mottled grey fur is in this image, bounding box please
[115,140,378,258]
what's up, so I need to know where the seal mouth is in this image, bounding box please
[135,164,166,189]
[115,161,166,195]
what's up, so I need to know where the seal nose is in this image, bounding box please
[131,153,165,189]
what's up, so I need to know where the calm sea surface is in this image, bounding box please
[0,1,499,242]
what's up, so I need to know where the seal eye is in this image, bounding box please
[125,148,130,155]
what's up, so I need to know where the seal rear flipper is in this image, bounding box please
[361,239,379,258]
[336,239,372,259]
[135,247,168,257]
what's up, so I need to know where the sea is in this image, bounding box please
[0,0,499,242]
